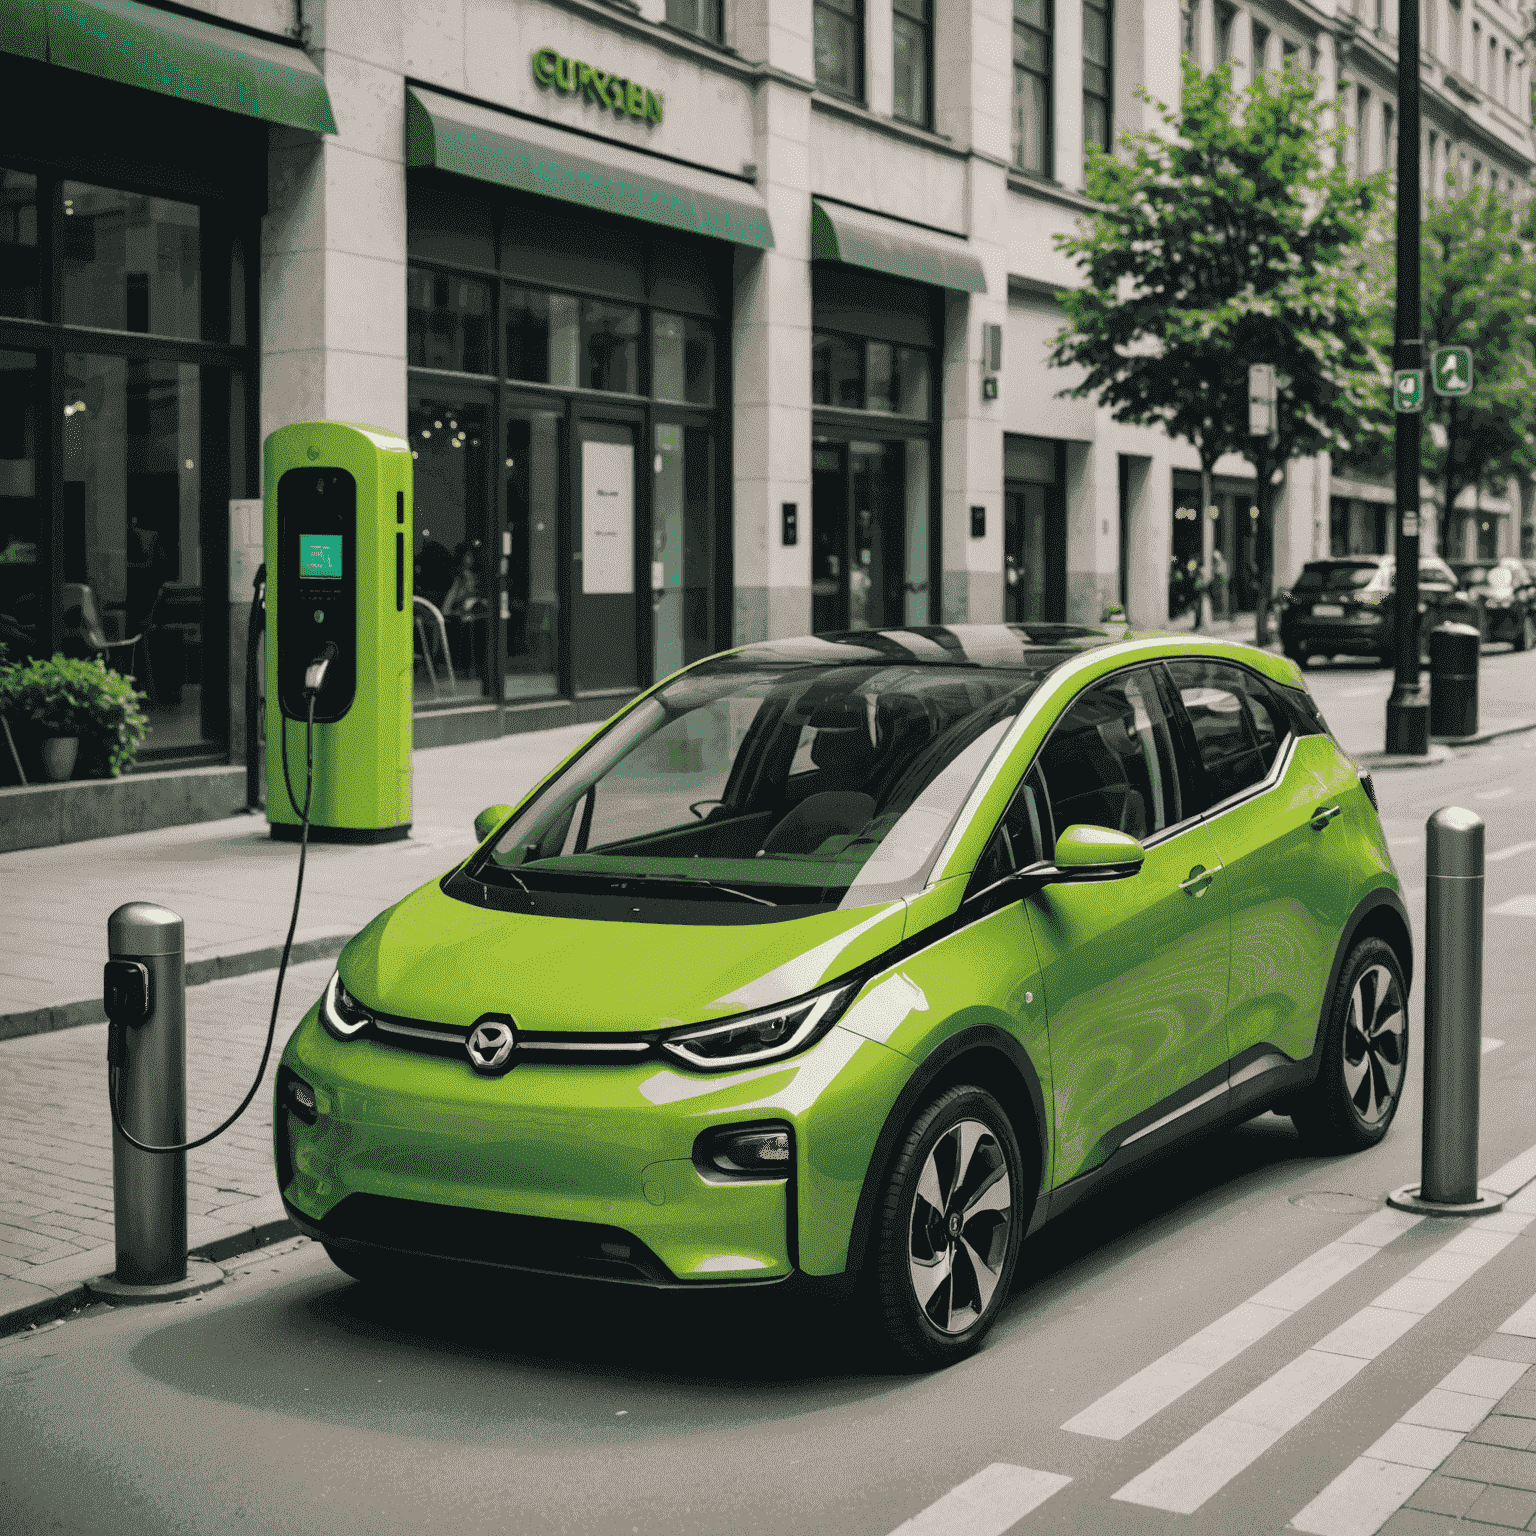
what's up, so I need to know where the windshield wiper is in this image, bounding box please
[602,872,779,907]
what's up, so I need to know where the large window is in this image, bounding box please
[0,164,255,768]
[407,188,729,709]
[893,0,932,127]
[1083,0,1112,156]
[665,0,724,44]
[1448,0,1462,74]
[815,0,864,99]
[1012,0,1052,176]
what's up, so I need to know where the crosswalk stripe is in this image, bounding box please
[1112,1213,1532,1514]
[1288,1298,1536,1536]
[1486,1140,1536,1198]
[1062,1208,1422,1440]
[884,1465,1071,1536]
[1487,838,1536,862]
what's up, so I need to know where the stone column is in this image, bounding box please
[732,0,814,643]
[261,0,409,442]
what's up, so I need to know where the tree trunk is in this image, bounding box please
[1253,449,1275,650]
[1198,462,1215,630]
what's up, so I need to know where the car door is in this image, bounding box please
[1162,658,1354,1069]
[1023,665,1231,1186]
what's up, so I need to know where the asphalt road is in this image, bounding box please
[3,653,1533,1536]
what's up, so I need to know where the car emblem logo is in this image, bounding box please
[947,1212,961,1239]
[466,1017,516,1074]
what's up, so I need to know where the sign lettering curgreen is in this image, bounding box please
[533,48,664,125]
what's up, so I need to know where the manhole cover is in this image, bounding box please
[1289,1192,1381,1214]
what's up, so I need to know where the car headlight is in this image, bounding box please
[661,981,859,1071]
[319,968,372,1041]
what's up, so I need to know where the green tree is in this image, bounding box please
[1049,57,1391,646]
[1420,184,1536,557]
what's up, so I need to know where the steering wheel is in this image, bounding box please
[689,799,725,821]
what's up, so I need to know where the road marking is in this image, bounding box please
[1486,1139,1536,1197]
[1111,1214,1532,1514]
[885,1465,1071,1536]
[1483,1037,1504,1054]
[1062,1209,1423,1441]
[1475,787,1514,800]
[1386,837,1421,850]
[1490,895,1536,916]
[1289,1294,1536,1536]
[1488,839,1536,862]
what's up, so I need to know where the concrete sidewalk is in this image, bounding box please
[0,722,592,1039]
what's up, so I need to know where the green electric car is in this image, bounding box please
[275,626,1410,1367]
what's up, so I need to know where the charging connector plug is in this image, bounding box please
[304,641,339,697]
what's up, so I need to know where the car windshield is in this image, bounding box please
[1292,563,1382,594]
[479,655,1056,909]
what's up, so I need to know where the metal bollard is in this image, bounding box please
[1388,808,1505,1217]
[104,903,188,1284]
[1428,623,1480,738]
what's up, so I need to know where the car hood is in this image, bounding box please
[337,878,912,1032]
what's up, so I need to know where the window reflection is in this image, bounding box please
[582,301,641,392]
[62,184,200,339]
[408,268,492,373]
[0,351,39,660]
[505,408,561,700]
[815,335,930,417]
[0,170,39,319]
[652,312,715,405]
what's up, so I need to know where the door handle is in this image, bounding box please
[1310,804,1342,830]
[1179,865,1215,896]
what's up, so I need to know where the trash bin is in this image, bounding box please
[1429,622,1480,738]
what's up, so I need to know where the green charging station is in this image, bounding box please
[264,421,413,843]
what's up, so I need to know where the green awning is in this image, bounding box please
[811,198,986,294]
[4,0,336,134]
[407,86,773,250]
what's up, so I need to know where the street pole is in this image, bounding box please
[1385,0,1429,754]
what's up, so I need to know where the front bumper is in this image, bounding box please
[275,999,911,1286]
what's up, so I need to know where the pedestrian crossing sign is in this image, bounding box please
[1394,369,1423,412]
[1432,345,1473,396]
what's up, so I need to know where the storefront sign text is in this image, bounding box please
[533,48,664,125]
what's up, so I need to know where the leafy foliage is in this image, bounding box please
[1049,58,1392,636]
[1418,184,1536,535]
[0,655,149,776]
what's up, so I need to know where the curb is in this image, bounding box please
[0,931,354,1042]
[1353,718,1536,770]
[0,1215,298,1340]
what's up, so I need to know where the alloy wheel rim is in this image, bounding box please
[1342,964,1406,1125]
[908,1119,1013,1334]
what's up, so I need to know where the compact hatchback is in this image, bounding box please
[276,627,1410,1367]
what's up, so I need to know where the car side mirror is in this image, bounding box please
[474,803,514,845]
[1046,823,1146,883]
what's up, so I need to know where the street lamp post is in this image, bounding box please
[1386,0,1429,754]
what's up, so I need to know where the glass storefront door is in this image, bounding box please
[0,350,40,660]
[652,421,715,680]
[812,438,930,633]
[504,404,560,701]
[573,416,639,694]
[408,391,493,707]
[1004,435,1065,624]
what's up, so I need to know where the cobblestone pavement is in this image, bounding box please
[0,957,333,1316]
[0,724,591,1031]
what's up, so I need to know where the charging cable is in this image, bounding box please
[108,643,338,1155]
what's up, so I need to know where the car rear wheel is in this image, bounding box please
[867,1085,1024,1370]
[1290,937,1408,1153]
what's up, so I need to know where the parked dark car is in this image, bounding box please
[1448,559,1536,650]
[1279,555,1479,666]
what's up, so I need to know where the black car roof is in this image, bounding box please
[729,623,1122,672]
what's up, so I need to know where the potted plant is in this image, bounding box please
[0,655,149,783]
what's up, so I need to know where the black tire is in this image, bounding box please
[1290,937,1409,1153]
[866,1085,1025,1370]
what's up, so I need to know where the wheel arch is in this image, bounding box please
[1304,885,1413,1079]
[841,1025,1049,1281]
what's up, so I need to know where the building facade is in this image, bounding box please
[1,0,1532,779]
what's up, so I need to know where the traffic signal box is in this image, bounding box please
[264,422,414,843]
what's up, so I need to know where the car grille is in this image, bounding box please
[318,1193,675,1284]
[362,1008,661,1067]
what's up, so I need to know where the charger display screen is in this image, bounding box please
[299,533,343,580]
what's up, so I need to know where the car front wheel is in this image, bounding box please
[1290,937,1408,1153]
[867,1085,1025,1370]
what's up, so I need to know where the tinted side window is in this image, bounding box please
[973,766,1052,890]
[1165,660,1289,807]
[1035,668,1184,840]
